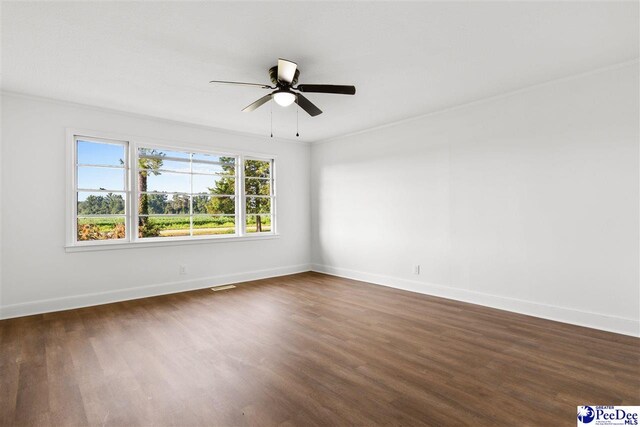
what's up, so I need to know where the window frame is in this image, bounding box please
[69,134,131,248]
[242,156,277,235]
[132,140,242,242]
[65,129,278,251]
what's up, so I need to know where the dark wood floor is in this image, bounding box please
[1,272,638,426]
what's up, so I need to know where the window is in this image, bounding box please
[137,147,238,239]
[244,158,274,233]
[74,137,129,242]
[69,132,276,248]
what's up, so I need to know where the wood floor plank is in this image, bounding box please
[0,272,638,426]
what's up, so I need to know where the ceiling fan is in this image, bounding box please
[210,58,356,117]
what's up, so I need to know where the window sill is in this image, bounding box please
[65,233,280,252]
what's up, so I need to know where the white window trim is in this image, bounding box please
[65,128,279,252]
[242,155,277,236]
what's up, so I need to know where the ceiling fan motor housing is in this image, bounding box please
[269,65,299,86]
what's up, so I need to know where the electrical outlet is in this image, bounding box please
[413,265,420,275]
[179,265,187,275]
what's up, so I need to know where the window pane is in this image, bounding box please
[138,148,189,160]
[246,197,271,214]
[77,192,125,215]
[244,178,271,196]
[245,215,272,233]
[141,170,190,193]
[192,153,236,165]
[192,215,236,236]
[77,217,125,241]
[140,159,190,173]
[77,140,124,166]
[139,193,189,215]
[192,162,235,175]
[139,216,190,238]
[194,196,235,215]
[193,175,235,195]
[244,159,271,178]
[78,166,125,191]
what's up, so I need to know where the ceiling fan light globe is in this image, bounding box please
[273,91,296,107]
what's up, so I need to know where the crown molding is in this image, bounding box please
[312,58,640,146]
[0,90,312,147]
[3,58,637,147]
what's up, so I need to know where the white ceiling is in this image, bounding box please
[2,1,638,142]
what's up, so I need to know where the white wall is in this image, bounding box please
[311,63,640,336]
[0,94,311,318]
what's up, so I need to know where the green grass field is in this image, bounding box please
[78,216,271,240]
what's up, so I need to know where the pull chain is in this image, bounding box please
[270,100,273,138]
[296,105,299,137]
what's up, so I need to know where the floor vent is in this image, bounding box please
[211,285,236,292]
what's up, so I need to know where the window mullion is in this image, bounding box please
[125,142,130,243]
[189,153,194,237]
[271,158,276,234]
[239,155,245,236]
[131,142,138,243]
[72,137,79,244]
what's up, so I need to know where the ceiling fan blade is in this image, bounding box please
[295,93,322,117]
[210,80,273,89]
[296,84,356,95]
[242,94,273,112]
[277,58,298,84]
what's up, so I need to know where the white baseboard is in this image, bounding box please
[311,263,640,338]
[0,264,311,320]
[4,263,638,338]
